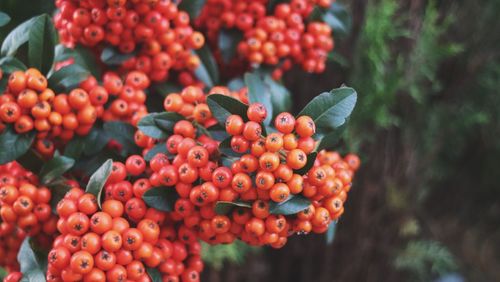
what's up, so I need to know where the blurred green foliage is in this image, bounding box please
[394,240,457,281]
[201,241,258,270]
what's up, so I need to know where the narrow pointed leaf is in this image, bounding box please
[39,156,75,185]
[269,195,311,215]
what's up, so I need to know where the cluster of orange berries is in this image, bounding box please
[50,186,203,282]
[0,163,58,238]
[54,0,205,82]
[80,70,150,126]
[162,85,247,127]
[196,0,334,78]
[0,69,100,157]
[0,227,25,273]
[131,86,360,247]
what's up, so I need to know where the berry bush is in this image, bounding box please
[0,1,357,281]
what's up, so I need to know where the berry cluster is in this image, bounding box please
[79,70,150,126]
[0,162,58,237]
[162,85,247,126]
[54,0,205,82]
[196,0,334,78]
[0,69,100,157]
[131,86,360,247]
[50,187,201,282]
[0,228,25,273]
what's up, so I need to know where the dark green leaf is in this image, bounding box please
[48,180,72,213]
[28,14,57,75]
[147,267,162,282]
[48,64,89,93]
[215,201,252,215]
[245,72,273,125]
[103,121,141,156]
[297,87,357,135]
[326,2,352,37]
[0,57,27,73]
[264,75,292,115]
[83,127,111,156]
[100,46,135,66]
[142,186,178,212]
[17,238,46,282]
[16,149,44,173]
[206,94,248,126]
[326,221,337,245]
[39,156,75,185]
[317,123,347,150]
[64,137,85,159]
[178,0,206,19]
[55,44,101,77]
[138,112,184,139]
[227,77,244,91]
[1,16,36,56]
[194,45,219,88]
[0,129,35,165]
[293,151,317,175]
[218,29,243,64]
[218,137,243,157]
[207,123,229,141]
[85,159,113,207]
[269,195,311,215]
[0,12,11,27]
[144,142,169,161]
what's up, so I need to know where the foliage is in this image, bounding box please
[394,240,457,281]
[201,241,258,270]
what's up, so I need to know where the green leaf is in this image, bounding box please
[137,112,184,139]
[215,201,252,215]
[85,159,113,207]
[1,16,36,56]
[65,127,110,159]
[147,267,162,282]
[326,2,352,37]
[103,121,141,156]
[297,87,357,135]
[142,187,178,212]
[194,45,219,88]
[48,64,89,93]
[16,149,44,173]
[245,72,273,125]
[28,14,57,75]
[326,221,337,245]
[144,142,169,161]
[178,0,206,19]
[206,94,248,126]
[39,156,75,185]
[0,129,35,165]
[17,238,46,282]
[264,75,292,115]
[227,77,244,91]
[269,195,311,215]
[152,82,183,97]
[218,29,243,64]
[100,46,135,66]
[293,151,317,175]
[55,44,101,77]
[0,12,11,27]
[0,57,27,73]
[317,123,346,150]
[48,180,72,213]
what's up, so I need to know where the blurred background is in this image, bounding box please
[1,0,499,281]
